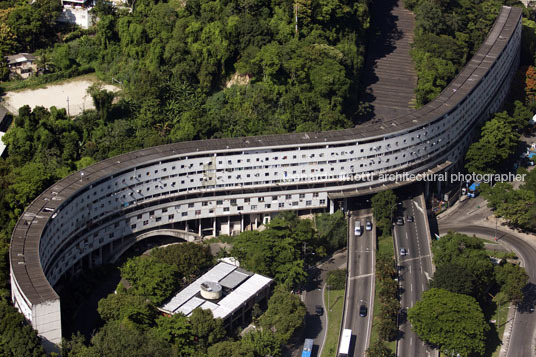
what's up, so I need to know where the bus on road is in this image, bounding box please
[338,329,352,357]
[301,338,313,357]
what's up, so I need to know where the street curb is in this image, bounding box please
[419,194,436,274]
[499,303,516,357]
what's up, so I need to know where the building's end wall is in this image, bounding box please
[32,300,62,353]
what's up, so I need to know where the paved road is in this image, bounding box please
[437,197,536,357]
[343,210,375,356]
[393,194,434,357]
[303,251,347,356]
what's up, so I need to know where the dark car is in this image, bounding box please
[315,305,324,315]
[396,217,404,225]
[407,215,414,223]
[359,304,368,317]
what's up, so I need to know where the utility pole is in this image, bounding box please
[294,2,298,35]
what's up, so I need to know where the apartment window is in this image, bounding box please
[265,204,271,209]
[313,192,319,197]
[306,200,312,206]
[299,193,305,199]
[188,203,194,208]
[182,212,187,217]
[168,214,174,220]
[286,194,292,199]
[131,224,136,229]
[279,202,284,208]
[320,199,326,204]
[224,207,230,212]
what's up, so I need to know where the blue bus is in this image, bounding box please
[302,338,314,357]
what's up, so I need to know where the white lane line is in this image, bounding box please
[403,254,430,263]
[409,265,412,273]
[349,273,374,280]
[319,282,328,357]
[411,283,413,292]
[414,200,423,213]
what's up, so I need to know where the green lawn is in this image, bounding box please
[321,288,345,357]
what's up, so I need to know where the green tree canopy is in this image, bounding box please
[259,286,306,342]
[151,242,214,283]
[119,256,179,305]
[408,288,489,356]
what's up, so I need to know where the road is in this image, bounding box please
[302,251,347,356]
[342,210,375,356]
[437,196,536,357]
[393,194,435,357]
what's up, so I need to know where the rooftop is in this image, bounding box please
[160,262,273,319]
[6,53,36,65]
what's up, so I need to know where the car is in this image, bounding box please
[315,305,324,315]
[407,215,414,223]
[400,248,407,256]
[365,220,372,231]
[359,304,368,317]
[396,217,404,225]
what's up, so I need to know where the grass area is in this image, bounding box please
[369,233,396,353]
[321,288,345,357]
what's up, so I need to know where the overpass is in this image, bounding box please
[9,6,523,351]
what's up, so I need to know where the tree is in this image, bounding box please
[189,308,226,351]
[495,263,529,303]
[84,320,171,357]
[465,113,519,174]
[408,288,489,356]
[371,190,397,235]
[431,263,476,296]
[259,286,306,343]
[150,314,194,356]
[525,66,536,108]
[151,242,214,282]
[0,300,45,357]
[241,330,282,357]
[326,269,347,290]
[97,291,157,327]
[87,83,116,122]
[366,339,394,357]
[315,210,347,252]
[119,256,179,305]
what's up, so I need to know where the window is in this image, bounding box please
[279,202,284,208]
[313,192,319,197]
[299,193,305,199]
[168,214,174,220]
[131,224,136,229]
[224,207,230,212]
[162,208,168,213]
[188,203,194,208]
[320,199,326,204]
[143,220,148,226]
[286,194,292,199]
[182,212,187,217]
[306,200,312,206]
[265,204,271,209]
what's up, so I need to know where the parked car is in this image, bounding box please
[315,305,324,315]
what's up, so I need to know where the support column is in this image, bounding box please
[240,215,244,232]
[329,199,334,214]
[213,218,217,237]
[343,198,348,212]
[198,219,202,236]
[254,216,258,230]
[185,220,189,233]
[227,216,231,235]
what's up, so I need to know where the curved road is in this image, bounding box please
[439,224,536,357]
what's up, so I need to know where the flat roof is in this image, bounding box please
[160,262,272,319]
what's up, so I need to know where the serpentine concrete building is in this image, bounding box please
[9,6,522,350]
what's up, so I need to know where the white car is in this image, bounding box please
[365,220,372,231]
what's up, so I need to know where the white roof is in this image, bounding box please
[160,262,272,320]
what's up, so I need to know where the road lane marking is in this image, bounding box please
[411,283,413,292]
[349,273,374,280]
[402,254,430,263]
[414,200,423,213]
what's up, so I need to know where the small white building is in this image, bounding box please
[58,5,94,29]
[160,262,273,329]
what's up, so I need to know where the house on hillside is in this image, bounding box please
[6,53,37,79]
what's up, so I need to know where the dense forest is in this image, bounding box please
[406,0,519,106]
